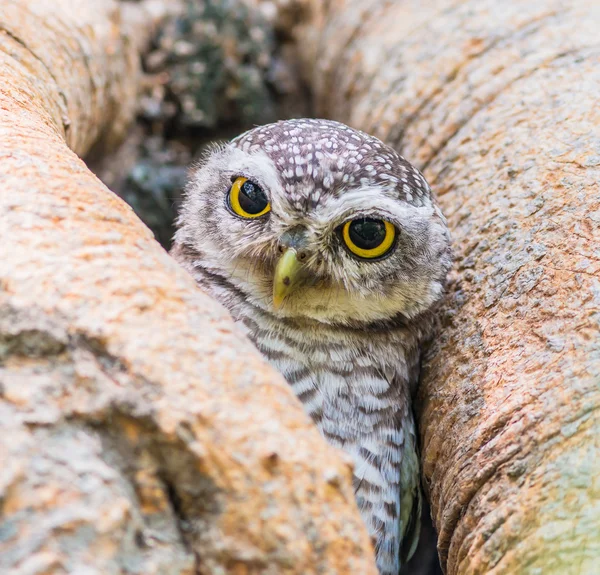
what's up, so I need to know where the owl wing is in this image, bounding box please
[341,365,423,574]
[374,362,423,567]
[399,417,422,565]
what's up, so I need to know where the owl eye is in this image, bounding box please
[342,218,396,259]
[228,176,270,218]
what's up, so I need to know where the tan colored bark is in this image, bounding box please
[0,1,377,574]
[296,0,600,573]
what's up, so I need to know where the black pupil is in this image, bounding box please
[238,180,268,214]
[348,218,387,250]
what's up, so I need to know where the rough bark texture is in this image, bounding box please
[296,0,600,573]
[0,1,377,573]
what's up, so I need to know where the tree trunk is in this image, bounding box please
[0,1,377,573]
[295,0,600,573]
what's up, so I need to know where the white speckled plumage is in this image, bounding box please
[172,119,451,574]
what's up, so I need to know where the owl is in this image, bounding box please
[172,119,451,574]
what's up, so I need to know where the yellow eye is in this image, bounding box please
[228,177,270,218]
[342,218,396,259]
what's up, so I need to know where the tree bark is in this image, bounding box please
[0,1,377,574]
[296,0,600,573]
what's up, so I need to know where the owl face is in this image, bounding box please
[177,119,451,325]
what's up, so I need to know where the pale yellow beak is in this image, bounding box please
[273,249,302,310]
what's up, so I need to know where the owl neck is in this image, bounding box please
[172,240,435,357]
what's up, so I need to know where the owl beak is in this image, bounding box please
[273,248,303,310]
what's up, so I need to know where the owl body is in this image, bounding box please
[173,119,451,574]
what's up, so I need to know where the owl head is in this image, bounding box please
[175,119,451,325]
